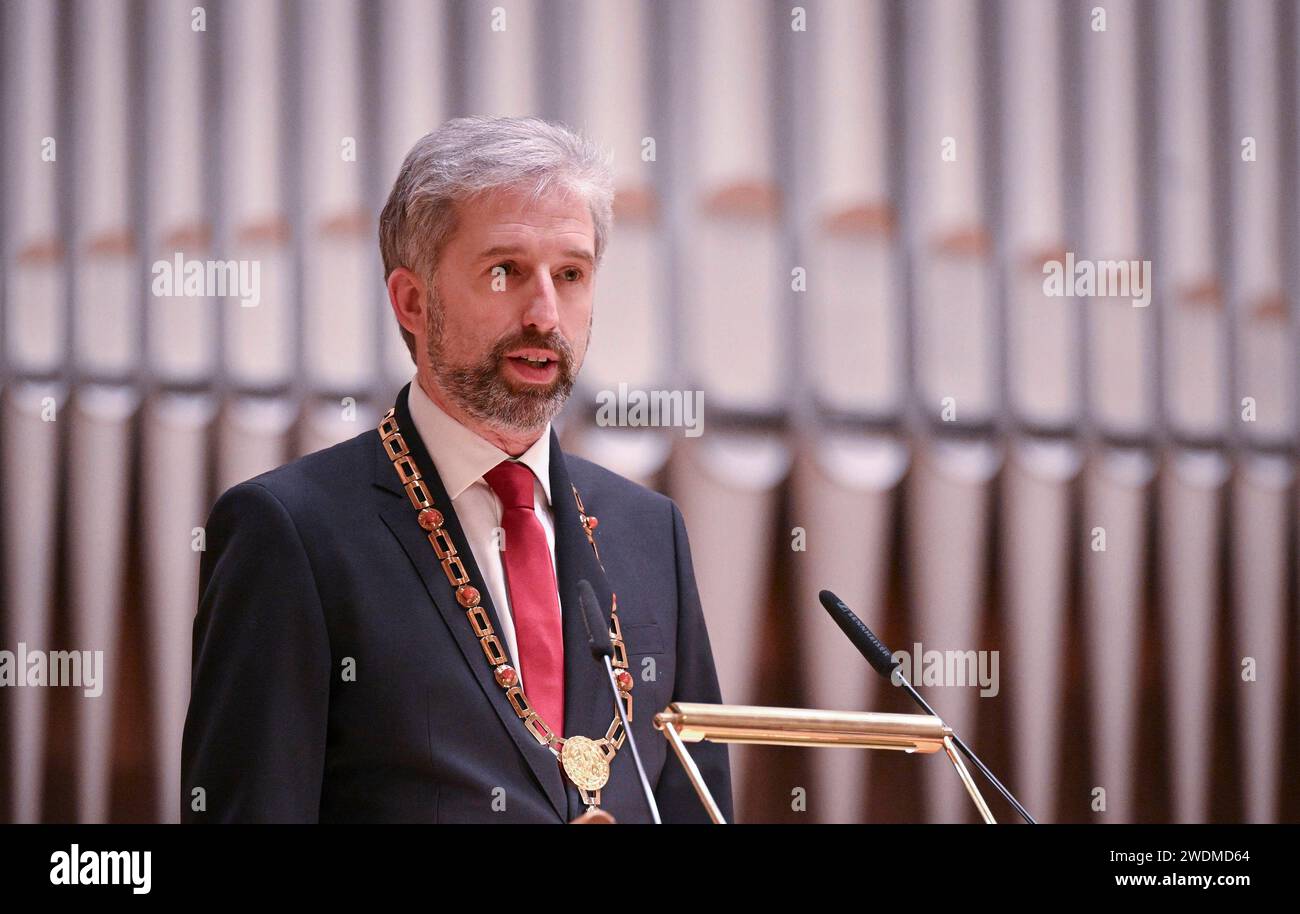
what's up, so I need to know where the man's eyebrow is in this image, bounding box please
[477,245,594,267]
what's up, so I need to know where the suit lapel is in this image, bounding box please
[373,384,568,821]
[548,430,621,815]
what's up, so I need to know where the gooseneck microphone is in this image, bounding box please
[818,589,1037,825]
[578,579,661,824]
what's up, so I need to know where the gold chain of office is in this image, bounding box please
[378,406,635,810]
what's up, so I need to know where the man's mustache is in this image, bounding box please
[489,332,575,372]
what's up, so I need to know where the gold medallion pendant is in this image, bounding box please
[560,735,611,792]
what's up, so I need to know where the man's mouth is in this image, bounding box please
[503,351,561,384]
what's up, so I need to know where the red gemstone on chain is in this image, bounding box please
[456,585,480,608]
[494,664,518,688]
[418,507,444,530]
[615,669,633,692]
[586,515,598,529]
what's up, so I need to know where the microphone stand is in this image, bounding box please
[602,653,661,824]
[889,666,1035,824]
[819,589,1037,824]
[579,579,661,824]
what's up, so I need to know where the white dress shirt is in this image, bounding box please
[407,377,560,691]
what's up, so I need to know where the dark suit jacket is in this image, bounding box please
[181,384,732,823]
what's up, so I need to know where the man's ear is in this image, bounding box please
[387,267,427,341]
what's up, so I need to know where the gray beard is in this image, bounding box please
[423,290,580,434]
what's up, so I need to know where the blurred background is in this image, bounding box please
[1,0,1297,823]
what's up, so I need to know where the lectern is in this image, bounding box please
[653,702,996,823]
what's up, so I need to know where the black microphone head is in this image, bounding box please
[818,590,897,680]
[578,579,614,660]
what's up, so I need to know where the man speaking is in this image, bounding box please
[181,116,732,823]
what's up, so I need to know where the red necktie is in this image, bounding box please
[483,460,565,740]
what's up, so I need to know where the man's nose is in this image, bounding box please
[521,270,560,333]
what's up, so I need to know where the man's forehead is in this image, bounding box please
[463,185,591,225]
[450,188,594,256]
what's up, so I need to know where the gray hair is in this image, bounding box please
[379,116,616,359]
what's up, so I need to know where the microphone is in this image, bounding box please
[818,589,1037,825]
[580,579,615,660]
[578,579,661,824]
[820,590,896,679]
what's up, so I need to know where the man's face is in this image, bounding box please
[420,185,596,436]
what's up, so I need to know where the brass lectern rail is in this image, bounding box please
[653,703,996,824]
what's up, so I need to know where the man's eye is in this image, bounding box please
[491,262,515,277]
[559,268,583,282]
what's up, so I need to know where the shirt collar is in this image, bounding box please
[406,376,553,505]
